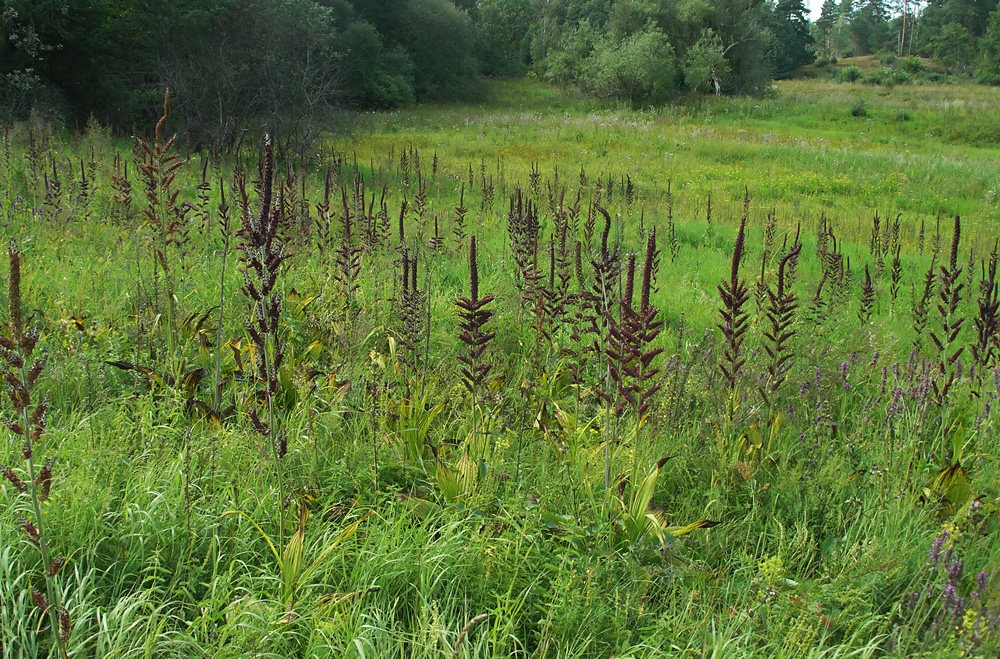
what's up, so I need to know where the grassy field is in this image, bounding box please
[0,77,999,657]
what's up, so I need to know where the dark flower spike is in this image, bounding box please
[31,587,48,611]
[19,515,41,546]
[2,465,26,491]
[58,607,70,643]
[718,217,750,397]
[456,236,497,397]
[36,458,53,501]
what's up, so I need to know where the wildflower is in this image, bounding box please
[840,362,850,390]
[928,530,948,566]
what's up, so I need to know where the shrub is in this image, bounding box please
[864,68,914,87]
[339,22,415,109]
[924,72,953,83]
[850,99,868,117]
[894,109,913,121]
[836,66,863,83]
[899,56,927,75]
[814,57,830,68]
[582,29,677,106]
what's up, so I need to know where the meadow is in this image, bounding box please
[1,73,999,657]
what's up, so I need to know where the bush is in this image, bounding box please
[899,57,927,75]
[814,57,830,68]
[339,22,415,109]
[583,29,677,106]
[397,0,482,101]
[878,51,896,66]
[924,72,953,83]
[894,109,913,121]
[835,66,863,83]
[864,68,914,87]
[850,99,868,117]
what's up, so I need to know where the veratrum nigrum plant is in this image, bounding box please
[760,241,801,408]
[890,246,903,307]
[508,190,541,308]
[396,247,425,390]
[315,165,334,253]
[333,187,362,304]
[1,244,71,657]
[972,240,1000,373]
[930,216,965,403]
[590,203,622,490]
[237,138,291,534]
[456,236,497,460]
[456,235,496,403]
[756,210,778,312]
[666,180,680,262]
[605,231,664,421]
[137,89,191,364]
[452,183,468,250]
[111,151,133,225]
[859,264,876,325]
[912,255,937,351]
[717,216,749,417]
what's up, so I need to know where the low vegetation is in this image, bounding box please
[0,77,999,657]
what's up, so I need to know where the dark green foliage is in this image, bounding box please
[354,0,482,102]
[927,23,978,73]
[814,0,841,59]
[850,0,893,55]
[768,0,816,79]
[864,68,914,86]
[684,29,730,96]
[475,0,534,77]
[582,29,677,107]
[339,21,415,109]
[9,0,1000,130]
[977,7,1000,84]
[0,0,158,125]
[159,0,342,153]
[836,66,865,83]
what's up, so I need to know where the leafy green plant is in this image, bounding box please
[224,504,367,609]
[386,391,444,464]
[836,66,863,83]
[611,458,717,550]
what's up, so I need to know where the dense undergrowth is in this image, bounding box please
[0,80,999,657]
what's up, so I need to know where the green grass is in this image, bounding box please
[342,77,1000,242]
[0,78,999,657]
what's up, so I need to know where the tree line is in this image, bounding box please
[814,0,1000,83]
[3,0,1000,145]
